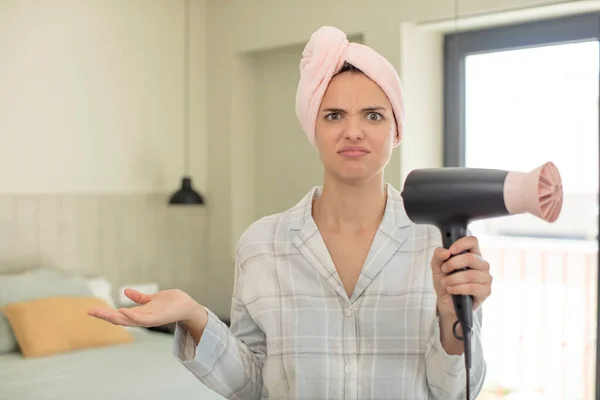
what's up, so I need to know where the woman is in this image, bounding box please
[89,26,490,399]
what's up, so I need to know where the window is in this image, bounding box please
[444,12,600,400]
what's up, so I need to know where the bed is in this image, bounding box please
[0,329,225,400]
[0,269,226,400]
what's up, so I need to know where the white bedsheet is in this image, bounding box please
[0,330,225,400]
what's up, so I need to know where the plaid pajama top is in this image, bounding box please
[173,184,486,399]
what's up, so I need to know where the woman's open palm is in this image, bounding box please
[87,288,198,328]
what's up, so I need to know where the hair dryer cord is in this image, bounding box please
[452,319,472,400]
[440,225,475,400]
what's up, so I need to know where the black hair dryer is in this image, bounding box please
[400,162,563,398]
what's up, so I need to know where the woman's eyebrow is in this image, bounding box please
[320,106,387,113]
[361,106,387,112]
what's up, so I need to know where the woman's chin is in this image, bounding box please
[332,169,379,184]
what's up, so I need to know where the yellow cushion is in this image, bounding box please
[2,296,134,358]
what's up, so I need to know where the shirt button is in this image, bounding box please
[345,365,352,374]
[345,308,352,317]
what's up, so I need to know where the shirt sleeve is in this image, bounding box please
[424,306,487,399]
[172,256,266,400]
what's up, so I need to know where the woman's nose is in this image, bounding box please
[343,119,364,140]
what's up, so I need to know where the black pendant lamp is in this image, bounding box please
[169,0,205,206]
[169,176,204,205]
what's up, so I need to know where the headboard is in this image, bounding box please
[0,192,207,303]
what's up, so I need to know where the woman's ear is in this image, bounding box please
[390,120,401,148]
[392,129,401,148]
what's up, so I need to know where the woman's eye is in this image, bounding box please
[326,113,341,121]
[367,112,383,121]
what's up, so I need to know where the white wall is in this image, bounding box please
[0,0,208,194]
[0,0,211,307]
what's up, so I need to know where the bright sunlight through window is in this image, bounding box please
[464,40,599,400]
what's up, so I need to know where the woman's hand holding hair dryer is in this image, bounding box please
[87,288,208,344]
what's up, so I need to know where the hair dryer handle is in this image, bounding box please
[440,221,474,370]
[441,223,468,250]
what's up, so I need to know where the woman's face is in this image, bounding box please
[315,70,398,185]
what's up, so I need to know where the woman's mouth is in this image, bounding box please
[338,146,369,158]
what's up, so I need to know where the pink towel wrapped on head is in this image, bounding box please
[295,26,405,148]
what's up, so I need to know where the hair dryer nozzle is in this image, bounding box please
[503,161,563,223]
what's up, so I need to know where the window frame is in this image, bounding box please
[443,11,600,397]
[444,12,600,167]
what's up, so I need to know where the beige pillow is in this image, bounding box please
[0,269,95,353]
[3,296,134,358]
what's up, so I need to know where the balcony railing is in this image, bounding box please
[476,235,598,400]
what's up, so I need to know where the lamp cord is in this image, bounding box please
[183,0,190,176]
